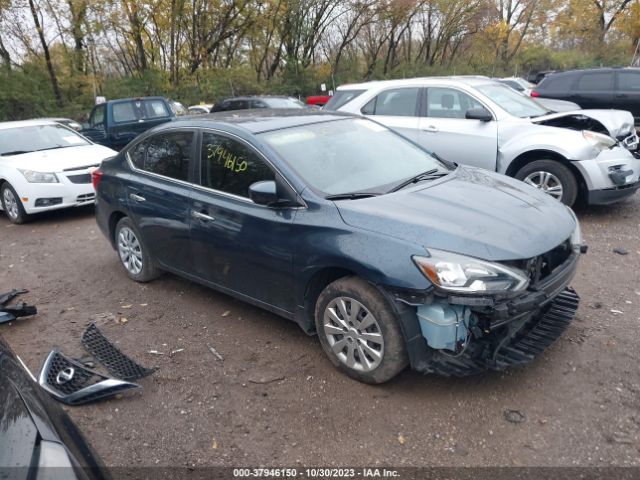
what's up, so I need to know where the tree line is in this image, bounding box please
[0,0,638,120]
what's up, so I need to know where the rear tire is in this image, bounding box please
[315,276,408,384]
[515,159,578,206]
[1,183,28,224]
[114,217,161,282]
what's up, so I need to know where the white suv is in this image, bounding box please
[326,77,640,206]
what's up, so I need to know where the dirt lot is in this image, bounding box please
[1,196,640,469]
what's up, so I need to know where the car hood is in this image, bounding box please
[0,144,116,172]
[531,109,635,138]
[335,167,575,261]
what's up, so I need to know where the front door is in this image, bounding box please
[190,131,296,312]
[125,129,196,272]
[418,87,498,170]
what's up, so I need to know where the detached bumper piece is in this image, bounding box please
[423,288,579,377]
[0,288,37,324]
[38,348,139,405]
[81,323,156,381]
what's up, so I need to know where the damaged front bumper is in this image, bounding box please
[572,146,640,205]
[385,250,581,377]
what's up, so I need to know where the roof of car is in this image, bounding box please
[337,76,494,90]
[218,95,298,101]
[104,96,167,104]
[166,109,355,134]
[0,119,59,130]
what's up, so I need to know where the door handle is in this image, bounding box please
[129,193,146,202]
[615,93,627,98]
[192,210,215,222]
[422,125,438,132]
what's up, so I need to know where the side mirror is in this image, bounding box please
[249,180,278,206]
[465,107,492,122]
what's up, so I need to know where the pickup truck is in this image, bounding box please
[81,97,175,150]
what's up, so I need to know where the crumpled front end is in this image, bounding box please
[385,237,584,377]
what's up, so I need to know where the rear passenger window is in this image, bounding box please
[539,75,574,92]
[361,88,419,117]
[201,132,274,198]
[113,102,137,123]
[129,131,194,182]
[577,72,613,90]
[618,71,640,91]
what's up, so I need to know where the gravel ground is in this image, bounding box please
[1,196,639,469]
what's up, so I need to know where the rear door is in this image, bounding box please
[189,130,297,312]
[359,87,421,142]
[417,87,498,170]
[571,71,614,110]
[125,129,196,272]
[615,70,640,121]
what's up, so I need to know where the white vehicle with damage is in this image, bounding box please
[327,77,640,206]
[0,120,116,224]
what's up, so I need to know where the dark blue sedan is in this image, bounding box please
[94,110,584,383]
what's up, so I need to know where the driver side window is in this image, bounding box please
[90,105,105,128]
[425,88,483,119]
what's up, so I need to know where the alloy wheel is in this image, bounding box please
[117,227,143,275]
[523,171,563,200]
[2,188,19,220]
[323,297,384,372]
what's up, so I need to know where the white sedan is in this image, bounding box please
[0,120,117,223]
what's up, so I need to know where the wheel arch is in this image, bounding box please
[108,210,128,247]
[505,149,588,202]
[298,266,358,334]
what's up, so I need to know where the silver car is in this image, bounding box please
[328,77,640,206]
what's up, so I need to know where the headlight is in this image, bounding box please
[583,130,616,151]
[18,169,59,183]
[566,206,583,252]
[413,249,529,294]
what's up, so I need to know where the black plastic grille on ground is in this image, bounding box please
[424,288,580,377]
[82,323,156,381]
[44,350,96,395]
[38,348,140,405]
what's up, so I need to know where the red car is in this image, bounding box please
[306,95,332,107]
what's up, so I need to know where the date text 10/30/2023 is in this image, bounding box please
[232,468,400,478]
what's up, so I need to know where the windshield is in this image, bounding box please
[324,90,365,110]
[0,124,90,156]
[477,83,549,118]
[260,118,448,196]
[264,98,305,109]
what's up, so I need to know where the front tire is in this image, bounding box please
[515,159,578,206]
[315,276,408,384]
[114,217,161,282]
[1,183,28,224]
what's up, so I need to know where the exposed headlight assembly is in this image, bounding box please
[566,206,583,253]
[413,249,529,294]
[582,130,616,151]
[19,169,59,183]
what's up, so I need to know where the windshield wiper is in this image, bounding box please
[388,169,448,193]
[325,192,381,200]
[34,145,72,152]
[0,150,31,156]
